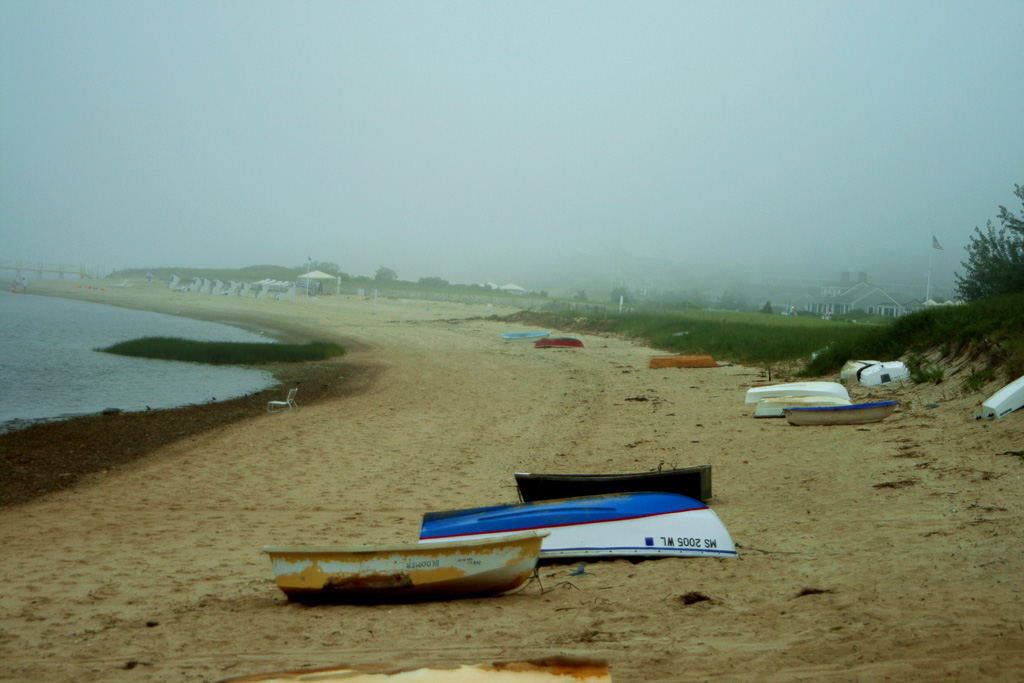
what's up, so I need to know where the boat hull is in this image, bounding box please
[535,337,584,348]
[857,362,909,386]
[649,354,718,369]
[419,492,735,559]
[263,531,546,603]
[840,360,880,383]
[502,331,551,342]
[753,396,852,418]
[745,381,849,404]
[784,400,898,426]
[975,373,1024,419]
[515,466,712,503]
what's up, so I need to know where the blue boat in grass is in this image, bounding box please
[501,330,551,342]
[419,492,736,560]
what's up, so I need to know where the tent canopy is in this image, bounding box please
[299,270,337,280]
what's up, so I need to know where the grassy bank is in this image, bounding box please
[510,293,1024,387]
[100,337,346,364]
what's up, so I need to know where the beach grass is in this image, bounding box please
[99,337,345,365]
[515,292,1024,384]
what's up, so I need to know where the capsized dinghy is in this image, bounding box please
[419,492,736,559]
[857,361,909,386]
[502,331,551,342]
[515,465,712,503]
[975,373,1024,419]
[535,337,584,348]
[216,658,613,683]
[840,360,880,383]
[784,400,898,426]
[263,531,547,603]
[745,381,849,404]
[753,395,852,418]
[649,354,718,369]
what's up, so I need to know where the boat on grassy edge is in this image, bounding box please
[502,330,551,342]
[753,395,852,418]
[534,337,584,348]
[419,492,736,560]
[745,381,849,404]
[263,530,547,603]
[784,400,898,426]
[515,465,712,503]
[649,354,718,369]
[975,373,1024,419]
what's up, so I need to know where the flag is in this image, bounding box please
[932,235,943,250]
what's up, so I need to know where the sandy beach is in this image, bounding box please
[2,280,1022,682]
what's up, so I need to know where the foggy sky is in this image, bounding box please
[2,1,1022,291]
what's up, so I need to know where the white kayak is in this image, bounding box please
[975,373,1024,420]
[744,381,849,404]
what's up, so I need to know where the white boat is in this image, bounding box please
[744,381,849,404]
[975,373,1024,419]
[784,400,898,426]
[753,395,852,418]
[216,659,613,682]
[857,361,910,386]
[501,330,551,342]
[419,492,736,560]
[840,360,880,383]
[263,531,547,603]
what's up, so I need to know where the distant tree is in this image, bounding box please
[610,286,633,304]
[574,290,588,301]
[374,266,398,282]
[296,260,341,273]
[956,183,1024,302]
[418,276,449,287]
[760,300,773,314]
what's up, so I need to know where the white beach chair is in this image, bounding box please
[268,388,298,413]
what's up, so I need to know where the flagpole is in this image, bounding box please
[926,247,933,301]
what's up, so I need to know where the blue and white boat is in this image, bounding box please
[419,492,736,560]
[784,400,898,426]
[501,330,551,342]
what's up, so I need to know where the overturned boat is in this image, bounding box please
[784,400,898,426]
[515,465,712,503]
[419,492,736,560]
[975,373,1024,419]
[753,395,852,418]
[745,381,849,404]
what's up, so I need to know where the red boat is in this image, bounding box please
[534,337,584,348]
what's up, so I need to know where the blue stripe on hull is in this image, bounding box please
[420,492,708,540]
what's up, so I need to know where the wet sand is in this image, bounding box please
[1,279,1022,682]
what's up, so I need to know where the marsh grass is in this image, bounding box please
[514,292,1024,387]
[99,337,345,364]
[611,311,871,366]
[804,293,1024,382]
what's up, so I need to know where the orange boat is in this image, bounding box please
[649,354,718,369]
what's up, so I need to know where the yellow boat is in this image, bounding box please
[263,531,547,603]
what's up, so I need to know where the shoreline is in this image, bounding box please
[1,281,382,507]
[3,279,1022,682]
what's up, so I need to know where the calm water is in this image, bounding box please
[0,292,277,432]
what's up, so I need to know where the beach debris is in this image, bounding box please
[795,587,835,597]
[569,564,590,577]
[679,591,711,605]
